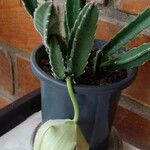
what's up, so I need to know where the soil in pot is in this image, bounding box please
[38,51,127,86]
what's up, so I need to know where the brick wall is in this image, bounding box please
[0,0,149,148]
[0,0,41,104]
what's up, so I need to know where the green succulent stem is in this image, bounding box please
[66,76,79,123]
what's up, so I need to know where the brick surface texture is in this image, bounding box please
[114,106,150,149]
[0,50,13,94]
[114,0,150,14]
[0,0,20,8]
[96,20,120,41]
[16,56,40,97]
[0,96,10,109]
[123,62,150,107]
[0,1,41,52]
[96,20,150,49]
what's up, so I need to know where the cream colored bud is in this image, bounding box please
[33,119,89,150]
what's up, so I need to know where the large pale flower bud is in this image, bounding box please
[33,119,89,150]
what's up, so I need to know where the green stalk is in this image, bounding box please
[66,76,79,123]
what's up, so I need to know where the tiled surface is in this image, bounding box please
[114,106,150,150]
[0,111,139,150]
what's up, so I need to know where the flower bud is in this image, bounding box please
[33,119,89,150]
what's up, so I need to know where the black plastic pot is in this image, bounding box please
[31,40,137,150]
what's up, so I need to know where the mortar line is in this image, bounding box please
[119,95,150,120]
[0,42,31,101]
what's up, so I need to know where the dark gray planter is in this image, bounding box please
[31,40,137,150]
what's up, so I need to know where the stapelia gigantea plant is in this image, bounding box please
[22,0,150,149]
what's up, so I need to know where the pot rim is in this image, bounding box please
[31,44,137,93]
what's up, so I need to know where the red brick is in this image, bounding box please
[96,20,120,41]
[96,20,150,47]
[114,0,150,14]
[0,96,10,109]
[0,7,41,52]
[0,50,13,94]
[126,34,150,49]
[123,62,150,107]
[16,56,40,97]
[114,106,150,149]
[0,0,21,9]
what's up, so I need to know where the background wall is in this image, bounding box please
[0,0,149,149]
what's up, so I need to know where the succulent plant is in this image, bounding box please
[22,0,150,149]
[22,0,150,80]
[22,0,99,80]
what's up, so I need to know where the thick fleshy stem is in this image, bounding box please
[66,76,79,123]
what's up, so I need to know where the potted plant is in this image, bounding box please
[22,0,150,149]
